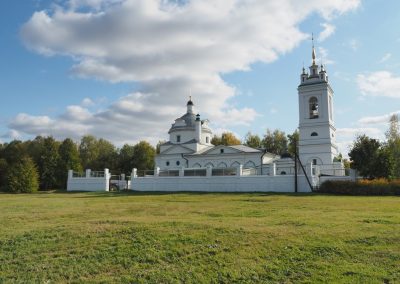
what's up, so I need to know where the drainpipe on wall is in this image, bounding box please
[181,154,189,168]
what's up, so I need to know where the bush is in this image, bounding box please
[318,179,400,195]
[6,157,39,193]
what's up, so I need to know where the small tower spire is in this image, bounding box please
[312,33,316,65]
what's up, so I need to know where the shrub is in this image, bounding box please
[318,179,400,196]
[6,157,39,193]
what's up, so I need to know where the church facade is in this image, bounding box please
[155,45,340,174]
[156,99,277,172]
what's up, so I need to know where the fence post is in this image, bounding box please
[179,167,184,177]
[104,168,110,178]
[206,166,212,177]
[237,164,243,176]
[132,168,137,178]
[86,169,91,178]
[68,169,73,179]
[271,163,276,176]
[155,167,160,177]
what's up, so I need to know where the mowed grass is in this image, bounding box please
[0,192,399,283]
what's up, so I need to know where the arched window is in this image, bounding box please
[280,171,287,175]
[311,132,318,136]
[204,162,214,168]
[309,97,319,119]
[192,163,201,168]
[217,162,227,168]
[244,161,256,168]
[231,161,240,168]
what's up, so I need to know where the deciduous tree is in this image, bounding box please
[40,137,60,190]
[386,114,400,178]
[262,129,288,155]
[211,132,241,146]
[244,132,261,148]
[57,138,82,189]
[132,141,155,170]
[6,157,39,193]
[349,135,393,179]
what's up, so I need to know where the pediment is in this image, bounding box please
[161,144,195,155]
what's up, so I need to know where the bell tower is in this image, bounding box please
[298,38,338,166]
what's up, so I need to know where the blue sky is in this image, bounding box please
[1,0,400,156]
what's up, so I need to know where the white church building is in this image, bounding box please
[155,98,277,173]
[154,42,340,176]
[68,44,348,193]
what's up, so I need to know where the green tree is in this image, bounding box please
[118,144,135,175]
[262,129,288,155]
[0,158,8,191]
[95,138,118,170]
[349,135,393,179]
[156,140,166,154]
[132,141,155,170]
[287,130,299,157]
[57,138,82,189]
[79,136,117,170]
[386,114,400,178]
[40,137,60,190]
[244,132,261,148]
[6,157,39,193]
[2,140,28,165]
[211,132,241,146]
[79,135,99,169]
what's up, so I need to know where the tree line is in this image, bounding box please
[0,136,156,192]
[0,129,299,193]
[349,114,400,179]
[1,114,398,193]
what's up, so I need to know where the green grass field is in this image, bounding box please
[0,192,399,283]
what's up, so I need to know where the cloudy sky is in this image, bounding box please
[1,0,400,156]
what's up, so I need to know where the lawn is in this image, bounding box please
[0,192,399,283]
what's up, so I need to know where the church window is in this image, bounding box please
[166,161,170,166]
[311,132,318,136]
[220,149,224,154]
[280,171,286,175]
[312,159,317,165]
[309,97,319,119]
[176,161,180,166]
[176,135,181,143]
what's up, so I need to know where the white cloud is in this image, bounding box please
[81,98,95,107]
[336,127,383,138]
[358,110,400,125]
[378,53,392,63]
[336,126,386,157]
[357,71,400,98]
[316,46,334,65]
[318,23,335,42]
[348,38,360,51]
[14,0,361,143]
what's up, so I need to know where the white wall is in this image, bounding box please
[67,169,110,192]
[131,174,313,193]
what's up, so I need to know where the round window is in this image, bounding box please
[176,161,180,166]
[166,161,170,166]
